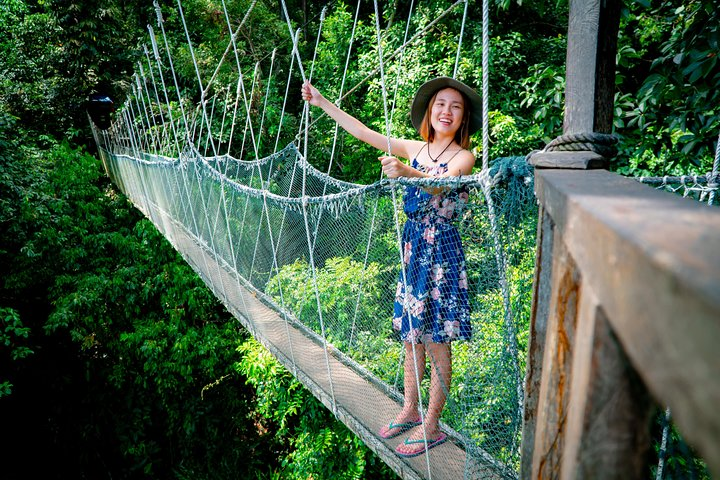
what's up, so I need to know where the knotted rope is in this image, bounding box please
[543,132,619,158]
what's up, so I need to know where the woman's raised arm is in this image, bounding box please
[301,81,418,160]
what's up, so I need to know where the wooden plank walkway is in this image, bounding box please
[131,197,511,480]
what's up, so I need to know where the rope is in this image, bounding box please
[257,49,276,157]
[154,1,220,296]
[481,0,489,169]
[274,43,296,153]
[136,65,161,154]
[309,1,361,254]
[299,0,466,137]
[292,4,339,417]
[388,0,414,126]
[453,0,469,79]
[709,127,720,205]
[372,1,434,476]
[543,132,619,158]
[152,3,189,138]
[280,0,307,82]
[656,408,672,480]
[217,86,232,158]
[202,0,259,98]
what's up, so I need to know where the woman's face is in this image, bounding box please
[430,87,465,138]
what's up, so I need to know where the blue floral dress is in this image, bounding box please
[392,159,471,344]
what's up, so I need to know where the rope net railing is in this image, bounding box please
[635,126,720,206]
[97,140,536,479]
[92,1,539,478]
[89,0,720,478]
[636,172,719,206]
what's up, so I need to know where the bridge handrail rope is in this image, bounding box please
[372,0,432,475]
[299,0,466,137]
[636,126,719,205]
[93,1,551,478]
[712,126,720,202]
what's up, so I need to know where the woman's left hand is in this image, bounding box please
[379,155,409,178]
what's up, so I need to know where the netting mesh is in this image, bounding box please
[636,174,718,206]
[93,1,543,477]
[89,0,720,477]
[97,134,537,478]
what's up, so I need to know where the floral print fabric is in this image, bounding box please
[392,159,471,344]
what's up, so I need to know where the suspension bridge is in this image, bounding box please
[89,0,720,478]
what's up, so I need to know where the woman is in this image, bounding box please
[301,76,481,458]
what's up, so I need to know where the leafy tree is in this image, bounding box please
[1,0,715,477]
[236,338,396,479]
[0,137,277,477]
[614,0,719,175]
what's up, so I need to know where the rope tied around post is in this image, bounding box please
[543,132,619,158]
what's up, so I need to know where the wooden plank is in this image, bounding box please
[530,231,582,478]
[536,169,720,477]
[562,286,653,479]
[520,207,554,477]
[528,151,606,170]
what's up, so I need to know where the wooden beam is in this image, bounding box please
[535,169,720,477]
[593,0,622,133]
[564,0,601,134]
[520,207,555,477]
[529,151,606,170]
[562,289,654,478]
[530,231,582,478]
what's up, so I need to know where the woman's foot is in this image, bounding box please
[378,411,422,439]
[395,428,447,457]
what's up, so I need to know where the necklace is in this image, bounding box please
[426,140,454,163]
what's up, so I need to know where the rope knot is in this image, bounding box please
[706,171,720,189]
[543,132,619,158]
[153,0,164,25]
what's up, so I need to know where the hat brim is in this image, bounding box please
[411,77,482,136]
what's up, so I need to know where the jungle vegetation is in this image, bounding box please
[0,0,716,478]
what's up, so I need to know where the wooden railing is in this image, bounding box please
[521,167,720,478]
[519,0,720,477]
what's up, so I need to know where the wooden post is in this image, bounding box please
[529,233,582,478]
[528,0,622,170]
[563,0,620,135]
[561,289,654,478]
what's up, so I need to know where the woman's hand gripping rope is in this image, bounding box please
[379,155,411,179]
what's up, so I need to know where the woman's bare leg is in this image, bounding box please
[395,341,451,454]
[379,342,425,437]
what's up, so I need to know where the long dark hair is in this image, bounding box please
[418,88,471,149]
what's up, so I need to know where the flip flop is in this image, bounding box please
[378,417,422,439]
[395,433,448,458]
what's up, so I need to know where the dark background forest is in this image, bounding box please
[1,0,717,478]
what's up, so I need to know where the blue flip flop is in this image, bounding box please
[395,433,448,458]
[378,417,422,439]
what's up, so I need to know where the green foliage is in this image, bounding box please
[266,256,388,348]
[613,0,719,174]
[0,136,271,477]
[519,65,565,142]
[236,338,396,480]
[649,410,711,479]
[487,111,544,159]
[0,307,33,398]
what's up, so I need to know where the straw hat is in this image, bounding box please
[410,76,482,135]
